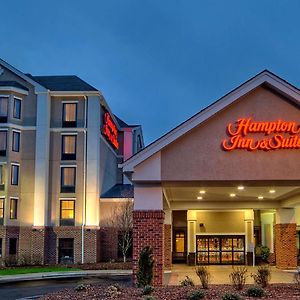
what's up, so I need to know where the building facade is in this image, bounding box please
[122,70,300,285]
[0,58,143,265]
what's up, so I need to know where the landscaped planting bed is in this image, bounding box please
[41,283,300,299]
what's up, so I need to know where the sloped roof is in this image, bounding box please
[101,184,134,198]
[122,70,300,172]
[26,75,97,92]
[0,81,29,91]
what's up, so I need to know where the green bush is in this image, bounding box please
[251,265,271,288]
[255,245,270,262]
[187,290,205,300]
[143,285,154,295]
[222,292,243,300]
[246,287,265,298]
[180,276,195,286]
[74,284,87,292]
[137,246,154,287]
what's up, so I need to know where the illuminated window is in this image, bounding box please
[13,98,21,119]
[60,200,75,226]
[9,198,18,219]
[0,97,8,122]
[11,164,19,186]
[62,103,77,127]
[0,131,7,156]
[12,131,20,152]
[61,167,76,193]
[61,135,76,160]
[0,198,4,222]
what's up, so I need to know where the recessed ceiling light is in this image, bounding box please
[237,186,244,190]
[199,190,206,194]
[197,196,203,200]
[258,196,264,200]
[269,190,276,194]
[230,193,236,197]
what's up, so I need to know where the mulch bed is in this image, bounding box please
[74,262,132,270]
[41,283,300,299]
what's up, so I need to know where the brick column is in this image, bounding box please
[164,224,172,270]
[31,227,46,264]
[275,208,297,269]
[133,210,164,286]
[84,227,100,263]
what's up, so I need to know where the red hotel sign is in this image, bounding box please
[102,112,119,150]
[222,118,300,151]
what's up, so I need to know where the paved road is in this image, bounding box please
[0,276,132,300]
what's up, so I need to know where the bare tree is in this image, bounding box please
[111,200,133,262]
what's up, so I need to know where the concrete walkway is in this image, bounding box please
[0,269,132,284]
[165,264,297,285]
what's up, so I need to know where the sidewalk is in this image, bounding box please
[0,269,132,284]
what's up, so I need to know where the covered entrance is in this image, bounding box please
[122,70,300,285]
[196,235,245,265]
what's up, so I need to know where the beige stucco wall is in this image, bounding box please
[195,211,245,234]
[161,86,300,181]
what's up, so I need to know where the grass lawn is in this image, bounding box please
[0,266,81,276]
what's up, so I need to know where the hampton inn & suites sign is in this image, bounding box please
[222,118,300,151]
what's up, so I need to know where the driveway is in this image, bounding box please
[164,264,297,285]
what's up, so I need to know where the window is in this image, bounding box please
[12,131,20,152]
[9,198,18,219]
[13,98,21,119]
[58,238,74,263]
[9,238,17,255]
[62,103,77,127]
[0,198,4,225]
[0,97,8,122]
[11,164,19,185]
[60,200,75,226]
[61,135,76,160]
[0,131,7,156]
[0,165,5,191]
[61,167,76,193]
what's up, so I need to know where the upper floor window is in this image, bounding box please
[60,199,75,226]
[11,164,19,186]
[61,167,76,193]
[13,98,21,119]
[61,135,76,160]
[0,97,8,123]
[62,103,77,128]
[0,165,5,190]
[9,198,18,219]
[0,131,7,156]
[12,131,20,152]
[0,198,4,224]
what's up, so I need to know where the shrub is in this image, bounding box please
[246,287,265,298]
[229,266,248,290]
[251,265,271,288]
[180,276,195,286]
[18,254,32,266]
[143,296,156,300]
[74,284,87,292]
[143,285,154,295]
[187,290,205,300]
[222,292,243,300]
[195,265,210,289]
[106,285,121,298]
[255,245,270,263]
[137,246,154,287]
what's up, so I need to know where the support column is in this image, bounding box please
[164,209,172,270]
[244,210,254,265]
[133,185,164,286]
[187,210,196,265]
[275,208,297,269]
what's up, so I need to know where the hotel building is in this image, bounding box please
[0,58,143,264]
[122,70,300,285]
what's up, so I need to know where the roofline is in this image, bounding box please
[122,70,300,172]
[0,58,47,93]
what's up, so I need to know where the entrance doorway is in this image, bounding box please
[172,228,187,263]
[196,235,245,265]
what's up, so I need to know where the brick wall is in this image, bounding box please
[275,223,297,269]
[133,210,164,286]
[164,224,172,270]
[99,227,119,262]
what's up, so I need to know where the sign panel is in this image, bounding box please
[222,118,300,151]
[102,111,119,150]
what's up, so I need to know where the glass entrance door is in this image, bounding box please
[196,235,245,265]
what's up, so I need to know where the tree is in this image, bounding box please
[137,246,154,287]
[111,200,133,263]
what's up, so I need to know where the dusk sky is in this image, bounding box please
[1,1,300,144]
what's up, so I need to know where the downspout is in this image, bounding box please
[81,95,88,264]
